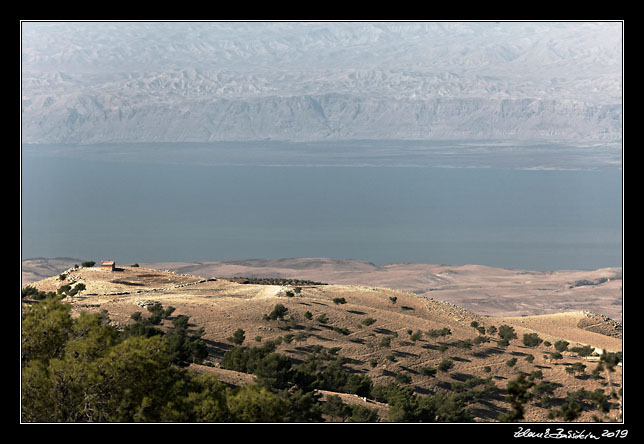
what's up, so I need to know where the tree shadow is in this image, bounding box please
[202,339,233,359]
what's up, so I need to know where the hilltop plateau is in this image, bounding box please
[22,263,623,422]
[22,257,623,321]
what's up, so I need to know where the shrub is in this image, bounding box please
[333,297,346,305]
[522,333,543,348]
[571,345,594,357]
[283,334,294,344]
[438,359,453,372]
[554,340,569,352]
[22,285,57,300]
[420,367,437,377]
[264,304,289,321]
[347,404,379,422]
[498,325,517,341]
[395,373,412,384]
[566,362,587,378]
[227,385,290,422]
[473,335,490,345]
[81,261,95,268]
[410,331,422,342]
[499,373,534,422]
[361,317,376,326]
[228,328,246,345]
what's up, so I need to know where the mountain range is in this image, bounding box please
[21,21,622,144]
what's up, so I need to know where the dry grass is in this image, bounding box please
[24,265,623,422]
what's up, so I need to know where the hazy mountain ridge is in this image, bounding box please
[21,22,622,144]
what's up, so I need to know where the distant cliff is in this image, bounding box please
[21,91,622,144]
[21,22,622,145]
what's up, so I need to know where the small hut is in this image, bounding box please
[101,260,115,271]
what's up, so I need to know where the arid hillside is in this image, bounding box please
[139,258,623,321]
[23,264,623,422]
[22,257,623,321]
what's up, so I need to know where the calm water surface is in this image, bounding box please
[21,152,622,271]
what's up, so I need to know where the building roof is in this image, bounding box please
[101,261,115,265]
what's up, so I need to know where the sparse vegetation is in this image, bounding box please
[21,265,622,423]
[522,333,543,348]
[554,340,569,352]
[228,328,246,345]
[264,304,289,321]
[499,372,534,422]
[230,277,326,286]
[438,359,454,372]
[361,317,376,326]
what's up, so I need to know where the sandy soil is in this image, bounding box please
[22,264,623,422]
[23,257,622,321]
[138,258,622,321]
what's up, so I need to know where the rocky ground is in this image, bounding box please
[22,264,623,422]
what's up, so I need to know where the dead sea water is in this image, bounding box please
[21,143,622,271]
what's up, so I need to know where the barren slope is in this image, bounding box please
[23,265,623,422]
[140,258,623,321]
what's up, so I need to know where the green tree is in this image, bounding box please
[347,404,379,422]
[498,325,517,344]
[321,394,351,421]
[163,314,208,367]
[228,328,246,345]
[600,350,622,418]
[571,345,594,358]
[184,373,231,422]
[554,340,569,353]
[438,359,454,372]
[21,297,74,365]
[227,385,290,422]
[361,317,376,326]
[499,373,534,422]
[264,304,289,321]
[522,333,543,348]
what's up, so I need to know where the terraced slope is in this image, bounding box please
[23,265,623,422]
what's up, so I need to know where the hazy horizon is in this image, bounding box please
[21,21,623,272]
